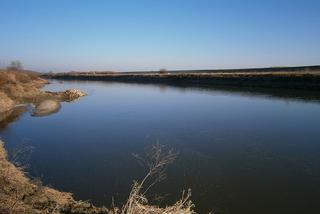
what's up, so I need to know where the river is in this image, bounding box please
[1,80,320,214]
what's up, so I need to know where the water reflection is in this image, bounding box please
[0,106,27,130]
[32,100,61,117]
[46,79,320,103]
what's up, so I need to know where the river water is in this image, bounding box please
[1,80,320,214]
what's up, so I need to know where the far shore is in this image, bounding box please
[42,65,320,90]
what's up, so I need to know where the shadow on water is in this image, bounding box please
[170,84,320,103]
[0,106,27,130]
[48,79,320,103]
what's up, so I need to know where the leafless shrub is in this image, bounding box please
[132,143,177,195]
[113,143,195,214]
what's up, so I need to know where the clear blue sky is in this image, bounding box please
[0,0,319,72]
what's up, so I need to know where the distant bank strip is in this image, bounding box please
[43,65,320,90]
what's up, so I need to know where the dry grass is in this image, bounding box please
[111,182,194,214]
[0,92,14,112]
[0,70,48,113]
[0,70,40,85]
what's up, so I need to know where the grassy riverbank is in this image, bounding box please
[0,69,86,120]
[0,70,47,113]
[44,65,320,90]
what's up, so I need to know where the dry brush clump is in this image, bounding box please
[111,183,194,214]
[110,143,195,214]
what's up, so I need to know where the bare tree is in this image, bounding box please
[0,60,5,70]
[7,60,23,71]
[133,143,177,194]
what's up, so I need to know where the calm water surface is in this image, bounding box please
[1,80,320,214]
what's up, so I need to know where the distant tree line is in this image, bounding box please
[0,60,23,71]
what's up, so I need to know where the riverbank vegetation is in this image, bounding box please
[0,69,46,112]
[0,69,86,120]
